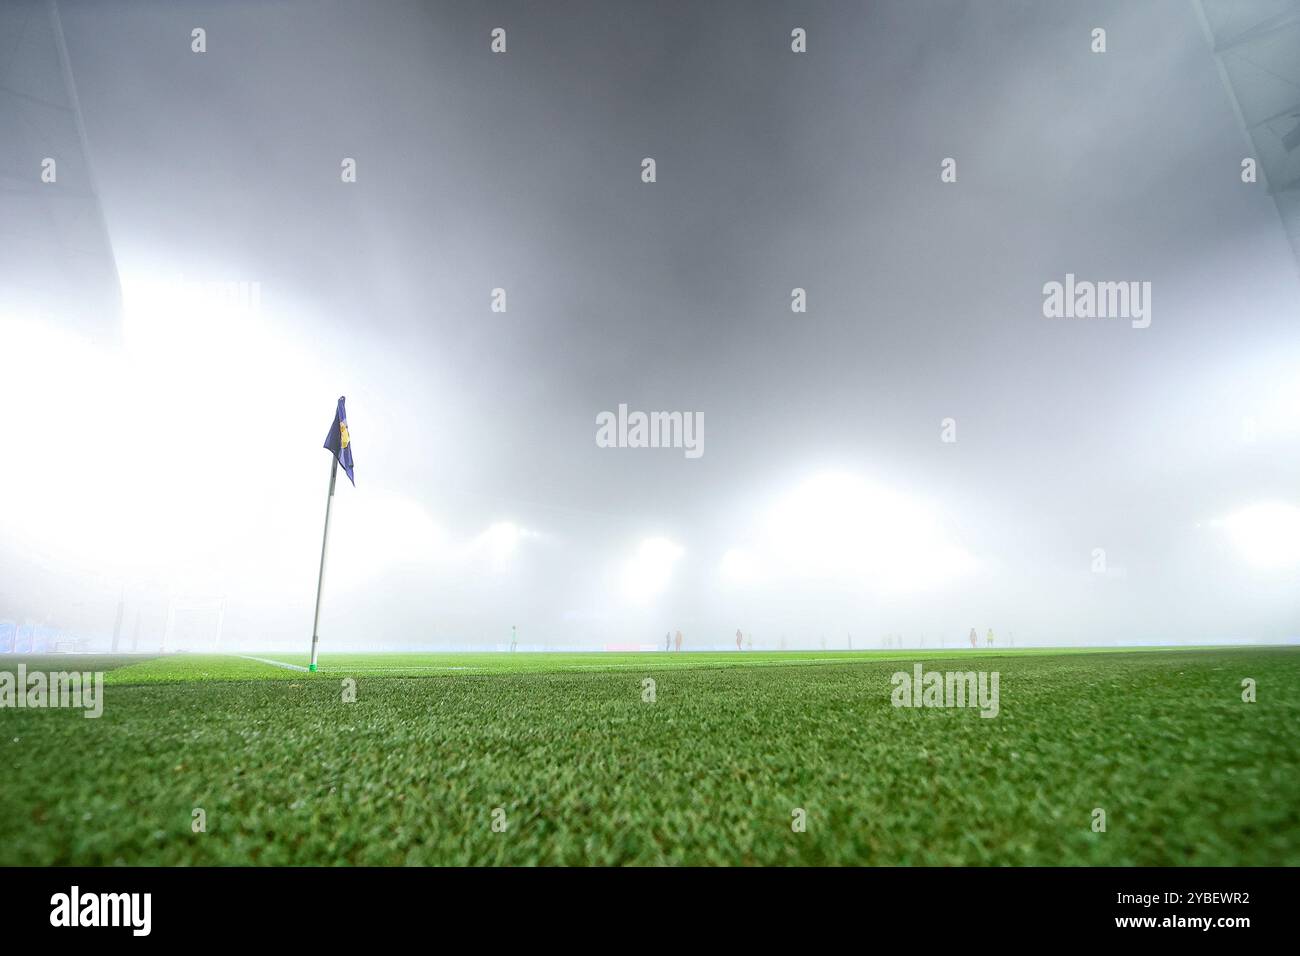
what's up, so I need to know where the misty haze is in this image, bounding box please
[4,1,1297,656]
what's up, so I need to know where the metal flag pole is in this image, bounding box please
[309,456,339,673]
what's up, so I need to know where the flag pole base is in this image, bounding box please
[308,663,317,673]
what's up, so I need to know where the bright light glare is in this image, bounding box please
[1,265,333,591]
[622,537,683,603]
[720,547,761,584]
[0,316,129,565]
[332,492,447,587]
[477,521,521,567]
[761,472,974,592]
[1253,379,1300,439]
[1217,502,1300,569]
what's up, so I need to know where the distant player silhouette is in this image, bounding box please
[665,632,672,652]
[510,625,517,653]
[735,629,743,651]
[969,627,978,649]
[986,628,994,647]
[674,630,683,653]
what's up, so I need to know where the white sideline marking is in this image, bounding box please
[235,651,1063,678]
[239,655,310,673]
[289,657,862,675]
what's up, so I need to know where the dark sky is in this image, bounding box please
[2,0,1297,648]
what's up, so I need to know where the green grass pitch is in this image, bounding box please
[1,647,1297,865]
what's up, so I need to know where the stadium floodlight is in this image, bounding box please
[761,472,975,593]
[0,314,128,566]
[621,537,683,604]
[1216,502,1300,569]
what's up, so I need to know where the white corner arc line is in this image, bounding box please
[238,655,311,673]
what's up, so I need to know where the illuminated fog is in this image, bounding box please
[1,0,1297,652]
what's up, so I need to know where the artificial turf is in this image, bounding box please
[1,647,1296,865]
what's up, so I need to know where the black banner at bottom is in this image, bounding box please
[0,866,1285,942]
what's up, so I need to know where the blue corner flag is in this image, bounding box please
[323,396,355,485]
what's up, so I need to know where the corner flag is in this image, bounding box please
[323,396,355,485]
[310,396,355,672]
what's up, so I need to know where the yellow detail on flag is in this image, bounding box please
[339,421,350,450]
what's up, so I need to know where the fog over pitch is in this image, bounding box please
[1,1,1297,650]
